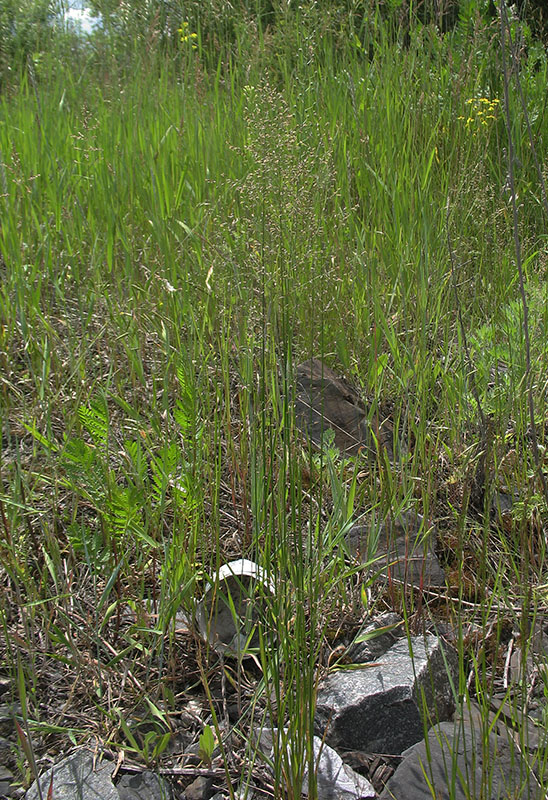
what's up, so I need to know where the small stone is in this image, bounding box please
[0,735,16,769]
[234,789,262,800]
[183,776,214,800]
[0,765,15,798]
[491,489,518,532]
[116,770,172,799]
[195,560,275,657]
[0,704,22,738]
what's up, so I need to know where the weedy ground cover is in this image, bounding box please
[1,3,548,797]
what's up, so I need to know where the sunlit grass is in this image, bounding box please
[1,6,548,797]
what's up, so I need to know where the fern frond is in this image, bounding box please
[78,398,109,446]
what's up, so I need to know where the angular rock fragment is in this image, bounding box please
[182,775,214,800]
[0,703,22,738]
[379,711,543,800]
[258,726,376,799]
[294,358,394,459]
[26,752,174,800]
[346,613,404,664]
[346,510,446,589]
[25,750,119,800]
[117,770,172,799]
[195,559,275,657]
[315,635,458,755]
[490,487,520,535]
[0,765,15,799]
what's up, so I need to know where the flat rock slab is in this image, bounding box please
[26,750,119,800]
[346,510,446,589]
[258,727,375,799]
[294,359,393,459]
[316,635,458,755]
[26,753,173,800]
[380,715,543,799]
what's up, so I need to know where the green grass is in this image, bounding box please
[1,4,548,797]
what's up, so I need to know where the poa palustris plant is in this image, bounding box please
[2,1,548,795]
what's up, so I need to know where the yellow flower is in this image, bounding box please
[178,21,198,48]
[459,96,499,134]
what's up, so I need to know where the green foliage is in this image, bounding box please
[2,3,548,795]
[116,705,172,766]
[60,383,199,572]
[515,0,548,41]
[461,285,547,419]
[198,724,216,766]
[77,397,109,447]
[66,521,109,570]
[0,0,56,84]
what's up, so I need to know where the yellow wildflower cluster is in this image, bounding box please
[458,97,500,132]
[178,21,197,49]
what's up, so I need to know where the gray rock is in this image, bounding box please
[346,613,404,664]
[311,738,376,799]
[195,559,275,657]
[234,789,262,800]
[294,359,394,459]
[25,750,118,800]
[379,714,543,799]
[316,635,458,755]
[346,510,446,589]
[258,727,375,799]
[0,765,15,798]
[491,489,518,529]
[487,691,548,756]
[0,735,16,769]
[508,618,548,687]
[117,770,172,799]
[0,705,21,738]
[182,776,214,800]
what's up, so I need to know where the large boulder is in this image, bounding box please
[315,634,458,755]
[380,706,543,800]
